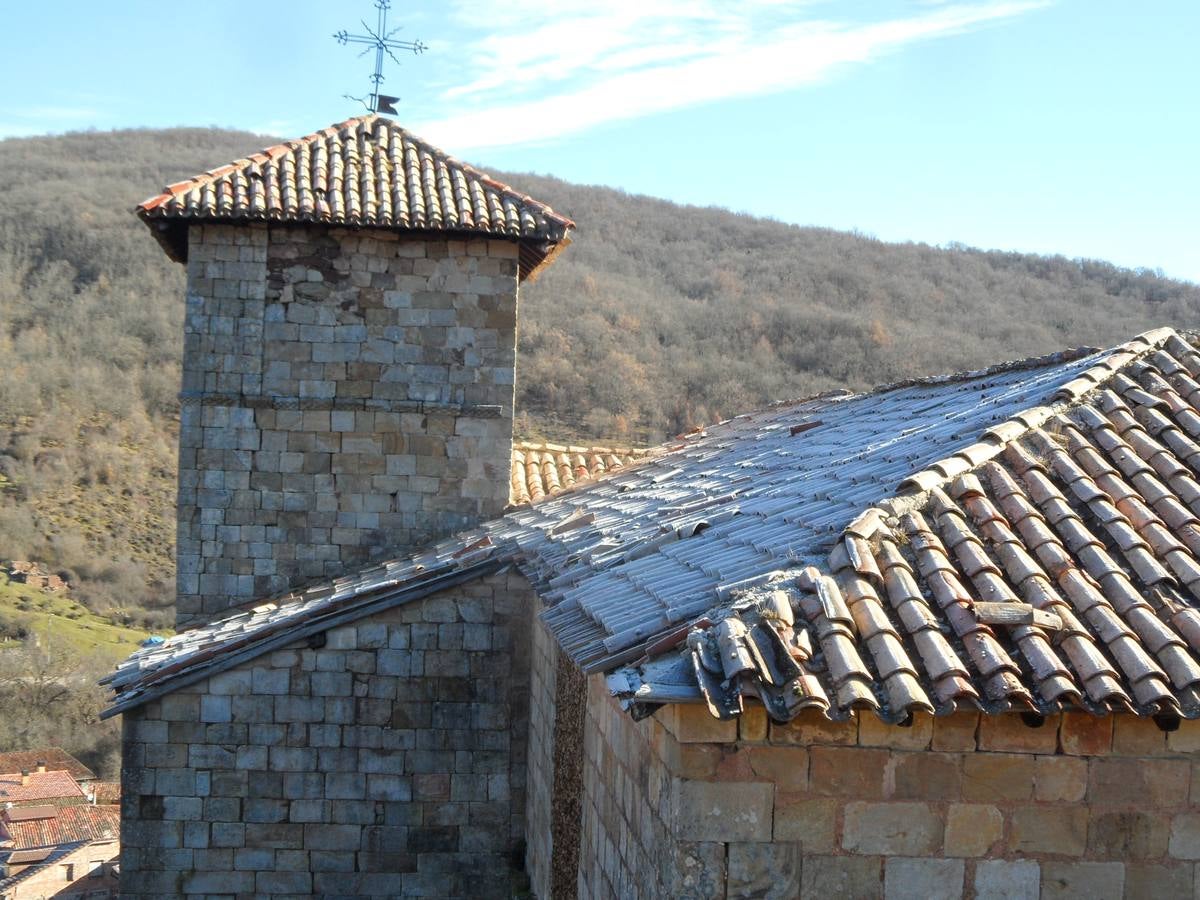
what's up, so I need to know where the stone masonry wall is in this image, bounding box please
[176,224,518,626]
[119,571,533,899]
[549,649,587,899]
[524,601,558,900]
[579,682,1200,899]
[525,597,587,900]
[578,677,707,899]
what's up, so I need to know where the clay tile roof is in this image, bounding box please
[104,327,1200,728]
[0,805,119,851]
[85,781,120,805]
[137,114,574,281]
[0,749,94,783]
[1,805,57,824]
[614,327,1200,723]
[509,441,654,506]
[0,771,86,805]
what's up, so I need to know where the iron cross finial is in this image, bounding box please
[335,0,425,115]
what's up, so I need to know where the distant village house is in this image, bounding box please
[0,749,119,899]
[5,563,68,595]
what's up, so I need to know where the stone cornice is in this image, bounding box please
[177,391,506,418]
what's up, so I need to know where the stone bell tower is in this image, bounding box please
[137,115,573,627]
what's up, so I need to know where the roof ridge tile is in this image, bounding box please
[893,328,1183,505]
[137,116,574,278]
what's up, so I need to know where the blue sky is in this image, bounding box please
[1,1,1196,282]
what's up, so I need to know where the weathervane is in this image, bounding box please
[335,1,425,115]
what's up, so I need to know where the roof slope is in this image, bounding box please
[0,771,85,805]
[614,329,1200,722]
[513,343,1128,672]
[0,749,94,783]
[105,328,1200,724]
[137,115,574,279]
[509,441,652,506]
[0,805,119,850]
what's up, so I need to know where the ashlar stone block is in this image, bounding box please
[975,860,1040,900]
[726,842,800,899]
[673,779,774,842]
[1040,861,1124,900]
[883,857,964,900]
[842,802,942,856]
[944,803,1002,857]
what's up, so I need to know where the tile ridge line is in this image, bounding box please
[135,115,574,233]
[136,115,375,214]
[865,327,1185,528]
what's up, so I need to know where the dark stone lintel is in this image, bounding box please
[178,391,506,418]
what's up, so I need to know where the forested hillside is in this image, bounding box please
[0,125,1197,628]
[514,174,1200,440]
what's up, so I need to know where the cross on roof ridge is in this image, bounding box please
[335,0,425,114]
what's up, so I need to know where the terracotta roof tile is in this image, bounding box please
[0,805,119,850]
[0,750,93,783]
[104,327,1200,729]
[138,115,573,280]
[606,328,1200,722]
[0,771,85,805]
[509,441,652,506]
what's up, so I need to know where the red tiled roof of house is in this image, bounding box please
[0,749,94,783]
[1,805,57,824]
[85,781,120,805]
[0,804,119,850]
[510,441,653,506]
[137,115,574,281]
[0,771,86,805]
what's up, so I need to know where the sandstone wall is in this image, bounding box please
[579,681,1200,899]
[119,571,533,898]
[176,224,518,626]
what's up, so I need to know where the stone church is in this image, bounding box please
[108,116,1200,898]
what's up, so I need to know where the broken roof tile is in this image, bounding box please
[105,328,1200,727]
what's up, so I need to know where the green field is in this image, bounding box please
[0,575,163,666]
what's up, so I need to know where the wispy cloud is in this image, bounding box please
[415,1,1049,151]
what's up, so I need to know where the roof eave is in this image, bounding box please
[520,233,572,284]
[100,555,506,719]
[138,214,188,264]
[137,211,573,282]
